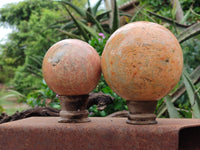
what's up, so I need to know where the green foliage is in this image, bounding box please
[0,88,25,114]
[56,0,122,41]
[112,0,120,33]
[182,37,200,70]
[181,0,200,24]
[0,105,3,114]
[0,66,16,83]
[60,1,86,17]
[65,6,90,41]
[12,66,42,95]
[165,96,180,118]
[0,0,199,118]
[117,0,130,6]
[0,0,56,26]
[178,22,200,43]
[100,86,128,112]
[157,65,200,118]
[135,0,200,118]
[0,0,64,93]
[26,80,60,109]
[89,33,108,55]
[0,89,25,100]
[89,86,128,117]
[57,0,107,41]
[88,32,128,116]
[140,0,200,24]
[182,70,200,118]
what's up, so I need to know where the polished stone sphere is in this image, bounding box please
[43,39,101,95]
[101,21,183,101]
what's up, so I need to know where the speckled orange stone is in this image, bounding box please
[101,21,183,101]
[42,39,101,95]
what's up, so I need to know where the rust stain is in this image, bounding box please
[111,71,115,75]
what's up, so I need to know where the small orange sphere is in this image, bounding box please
[101,21,183,101]
[42,39,101,95]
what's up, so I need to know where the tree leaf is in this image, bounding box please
[180,8,191,24]
[177,22,200,43]
[119,13,132,18]
[28,55,43,67]
[86,11,106,34]
[147,11,189,28]
[157,65,200,117]
[183,70,200,118]
[61,21,75,30]
[65,6,89,41]
[190,7,200,17]
[77,20,98,38]
[165,96,180,118]
[112,0,119,33]
[59,0,86,17]
[171,2,177,20]
[58,29,82,39]
[96,10,111,21]
[130,5,145,22]
[92,0,102,16]
[87,0,91,9]
[26,64,42,78]
[0,105,4,113]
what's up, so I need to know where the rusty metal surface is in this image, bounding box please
[58,95,90,123]
[127,101,157,125]
[0,117,200,150]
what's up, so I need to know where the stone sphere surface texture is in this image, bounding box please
[43,39,101,95]
[101,21,183,101]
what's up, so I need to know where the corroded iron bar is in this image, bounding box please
[127,101,157,125]
[58,95,90,123]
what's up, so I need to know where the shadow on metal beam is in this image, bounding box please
[179,127,200,150]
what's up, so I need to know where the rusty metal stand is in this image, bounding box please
[58,95,90,123]
[1,118,200,150]
[126,101,157,125]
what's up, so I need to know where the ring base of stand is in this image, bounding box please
[58,117,91,123]
[127,100,157,125]
[58,95,91,123]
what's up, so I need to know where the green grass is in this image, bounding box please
[0,89,29,115]
[1,100,28,115]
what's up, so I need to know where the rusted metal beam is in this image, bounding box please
[0,117,200,150]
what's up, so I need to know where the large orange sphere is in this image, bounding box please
[101,21,183,101]
[42,39,101,95]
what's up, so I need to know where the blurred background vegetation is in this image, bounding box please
[0,0,199,117]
